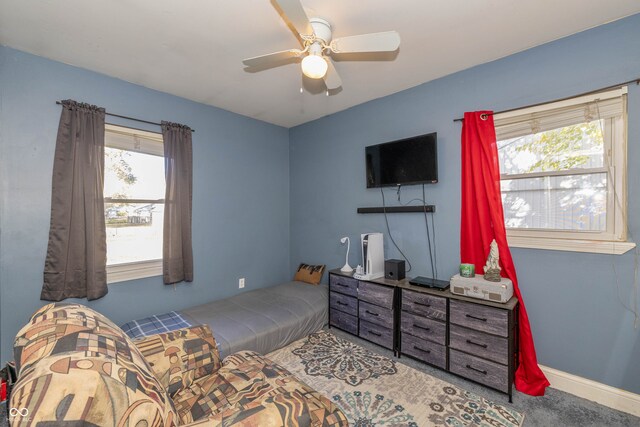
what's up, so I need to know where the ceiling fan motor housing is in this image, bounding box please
[310,17,332,44]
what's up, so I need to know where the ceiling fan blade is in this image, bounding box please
[274,0,314,37]
[323,59,342,90]
[242,49,303,68]
[330,31,401,54]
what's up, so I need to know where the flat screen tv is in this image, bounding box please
[366,132,438,188]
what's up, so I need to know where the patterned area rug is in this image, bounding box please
[267,331,524,426]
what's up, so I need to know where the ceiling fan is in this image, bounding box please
[242,0,401,90]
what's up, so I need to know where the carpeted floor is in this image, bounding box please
[326,327,639,427]
[268,330,524,426]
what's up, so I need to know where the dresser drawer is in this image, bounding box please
[450,300,508,337]
[401,333,446,369]
[329,309,358,335]
[449,349,509,393]
[449,324,508,365]
[401,311,446,345]
[359,320,393,350]
[329,274,358,297]
[358,281,394,309]
[330,291,358,316]
[359,301,393,329]
[401,289,446,321]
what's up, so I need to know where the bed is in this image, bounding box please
[121,281,328,357]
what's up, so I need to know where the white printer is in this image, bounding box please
[450,274,514,303]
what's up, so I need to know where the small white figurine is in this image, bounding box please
[483,239,502,282]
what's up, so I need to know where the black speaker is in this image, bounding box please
[385,259,406,281]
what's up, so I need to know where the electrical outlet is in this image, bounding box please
[239,278,245,289]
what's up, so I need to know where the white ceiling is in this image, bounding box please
[1,1,639,128]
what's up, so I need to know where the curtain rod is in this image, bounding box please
[55,101,195,132]
[453,78,640,123]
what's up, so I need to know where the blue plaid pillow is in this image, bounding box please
[121,311,192,339]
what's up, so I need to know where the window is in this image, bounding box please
[104,124,165,282]
[495,88,634,254]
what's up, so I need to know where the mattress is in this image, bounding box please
[181,281,328,357]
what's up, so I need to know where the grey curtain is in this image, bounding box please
[42,100,108,301]
[161,121,194,284]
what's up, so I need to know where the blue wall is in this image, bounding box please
[0,46,290,361]
[290,15,640,393]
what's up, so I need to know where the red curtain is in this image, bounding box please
[460,111,550,396]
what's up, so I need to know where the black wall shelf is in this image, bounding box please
[357,205,436,214]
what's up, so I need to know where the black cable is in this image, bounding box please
[431,206,438,279]
[399,193,437,277]
[380,187,412,272]
[422,184,436,278]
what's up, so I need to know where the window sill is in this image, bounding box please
[507,235,636,255]
[107,259,162,284]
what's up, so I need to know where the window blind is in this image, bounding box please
[105,124,164,157]
[495,87,627,141]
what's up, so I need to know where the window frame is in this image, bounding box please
[495,88,635,255]
[104,124,165,283]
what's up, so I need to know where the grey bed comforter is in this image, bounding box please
[181,281,327,357]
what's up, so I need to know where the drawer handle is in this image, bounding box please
[368,330,382,337]
[413,324,431,332]
[335,283,349,288]
[465,314,488,322]
[466,364,487,375]
[466,339,488,349]
[365,310,379,317]
[413,346,431,354]
[337,301,348,306]
[414,301,431,308]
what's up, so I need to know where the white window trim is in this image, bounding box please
[507,235,635,255]
[105,124,164,283]
[496,88,635,255]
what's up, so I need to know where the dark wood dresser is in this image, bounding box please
[329,272,396,350]
[328,269,519,401]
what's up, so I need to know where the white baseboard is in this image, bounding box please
[539,365,640,417]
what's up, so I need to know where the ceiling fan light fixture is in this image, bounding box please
[242,0,401,90]
[301,54,328,79]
